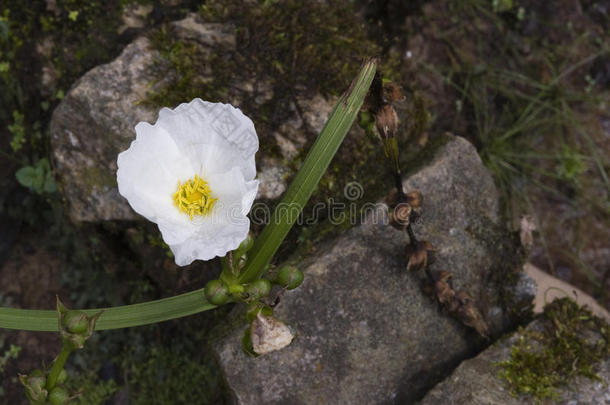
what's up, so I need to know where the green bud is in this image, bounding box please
[48,386,70,405]
[204,279,230,306]
[56,297,102,350]
[61,310,88,334]
[227,283,245,295]
[245,279,271,300]
[275,266,304,290]
[19,369,48,403]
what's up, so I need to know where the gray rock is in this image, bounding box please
[419,318,610,405]
[50,15,327,221]
[257,157,289,200]
[213,136,530,405]
[50,35,158,221]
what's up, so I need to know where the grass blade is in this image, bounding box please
[238,58,377,283]
[0,289,215,332]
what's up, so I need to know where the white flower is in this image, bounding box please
[117,98,259,266]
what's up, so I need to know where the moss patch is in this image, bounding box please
[498,298,610,402]
[81,166,117,192]
[147,0,383,104]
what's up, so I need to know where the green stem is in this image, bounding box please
[0,288,215,332]
[46,344,72,390]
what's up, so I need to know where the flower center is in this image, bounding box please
[173,175,217,220]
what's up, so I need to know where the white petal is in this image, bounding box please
[156,99,258,181]
[117,123,193,222]
[208,168,259,217]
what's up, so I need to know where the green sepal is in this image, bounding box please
[48,385,70,405]
[19,369,48,404]
[57,297,102,350]
[244,279,272,301]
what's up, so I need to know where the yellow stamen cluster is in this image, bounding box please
[173,175,217,220]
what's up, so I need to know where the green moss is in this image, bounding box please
[498,298,610,402]
[81,166,117,192]
[145,0,384,119]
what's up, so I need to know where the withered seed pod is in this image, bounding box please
[390,203,412,230]
[405,190,423,209]
[405,240,434,272]
[375,104,399,140]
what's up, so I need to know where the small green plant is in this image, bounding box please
[0,340,21,398]
[0,343,21,374]
[125,347,222,405]
[498,298,610,402]
[65,372,118,405]
[8,110,25,152]
[15,158,57,194]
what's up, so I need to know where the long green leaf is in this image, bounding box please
[0,289,215,331]
[238,58,377,283]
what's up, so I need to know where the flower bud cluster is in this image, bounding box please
[208,236,305,355]
[204,265,304,305]
[19,368,72,405]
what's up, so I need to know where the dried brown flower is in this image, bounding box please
[389,203,412,230]
[405,240,434,272]
[405,190,423,209]
[434,270,457,309]
[431,271,490,338]
[385,188,401,207]
[455,290,490,338]
[375,104,399,140]
[384,82,404,103]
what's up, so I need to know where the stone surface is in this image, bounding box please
[213,136,531,405]
[419,318,610,405]
[525,262,610,322]
[50,15,329,221]
[50,35,158,221]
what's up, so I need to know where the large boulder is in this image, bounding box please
[213,136,533,404]
[50,15,327,222]
[50,35,157,221]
